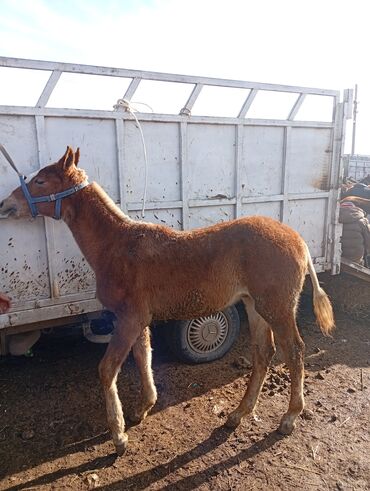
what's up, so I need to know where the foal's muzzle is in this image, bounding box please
[0,197,17,217]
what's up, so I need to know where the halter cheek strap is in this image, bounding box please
[1,144,89,220]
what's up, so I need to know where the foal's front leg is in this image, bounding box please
[131,326,157,423]
[98,312,147,455]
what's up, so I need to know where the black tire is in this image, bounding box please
[165,305,240,364]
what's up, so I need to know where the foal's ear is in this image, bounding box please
[75,147,80,167]
[59,146,76,171]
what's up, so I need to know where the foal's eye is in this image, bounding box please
[35,179,45,185]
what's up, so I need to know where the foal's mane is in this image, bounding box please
[84,181,132,223]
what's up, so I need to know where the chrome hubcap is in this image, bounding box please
[187,312,229,354]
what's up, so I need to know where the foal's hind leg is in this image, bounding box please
[272,318,305,435]
[226,296,275,428]
[131,326,157,424]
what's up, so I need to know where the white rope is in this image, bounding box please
[114,98,151,218]
[127,101,154,113]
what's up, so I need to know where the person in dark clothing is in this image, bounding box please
[340,195,370,215]
[339,201,370,265]
[341,182,370,200]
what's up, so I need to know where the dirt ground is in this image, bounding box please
[0,300,369,491]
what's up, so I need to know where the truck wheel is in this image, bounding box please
[165,305,240,364]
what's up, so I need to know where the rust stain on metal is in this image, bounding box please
[1,257,49,300]
[56,256,95,294]
[312,161,330,191]
[52,280,60,298]
[312,174,329,191]
[66,303,81,315]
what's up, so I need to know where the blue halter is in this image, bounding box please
[1,144,89,220]
[18,175,89,220]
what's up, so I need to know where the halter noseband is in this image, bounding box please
[0,144,89,220]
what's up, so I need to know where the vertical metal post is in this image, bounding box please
[324,95,340,269]
[328,90,352,274]
[180,121,189,229]
[280,126,291,223]
[115,117,127,213]
[351,84,358,156]
[35,115,59,298]
[235,124,244,218]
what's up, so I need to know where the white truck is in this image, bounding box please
[0,56,353,360]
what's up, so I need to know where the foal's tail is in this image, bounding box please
[305,243,335,336]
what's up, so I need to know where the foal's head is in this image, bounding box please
[0,147,87,219]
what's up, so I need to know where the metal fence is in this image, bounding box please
[344,154,370,181]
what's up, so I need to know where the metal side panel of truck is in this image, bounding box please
[0,57,352,338]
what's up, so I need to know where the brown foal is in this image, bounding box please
[0,147,334,455]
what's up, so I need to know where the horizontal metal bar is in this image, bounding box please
[0,298,101,330]
[242,192,330,204]
[188,198,236,207]
[127,192,331,212]
[127,200,183,211]
[288,192,330,200]
[341,257,370,282]
[127,198,236,211]
[0,56,340,97]
[2,195,332,216]
[1,290,96,314]
[242,195,284,204]
[0,105,335,128]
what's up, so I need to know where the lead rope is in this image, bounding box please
[114,99,151,219]
[0,144,23,176]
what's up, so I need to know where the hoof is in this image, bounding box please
[225,411,242,429]
[130,407,150,425]
[278,417,295,435]
[129,412,144,425]
[114,434,129,456]
[129,413,146,425]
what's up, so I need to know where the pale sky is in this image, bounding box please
[0,0,369,153]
